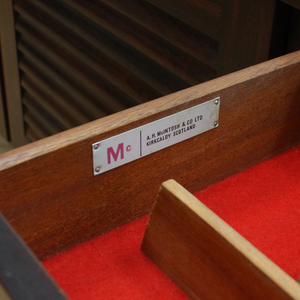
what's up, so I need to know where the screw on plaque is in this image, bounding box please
[214,121,219,127]
[214,99,219,105]
[94,143,100,150]
[95,167,101,173]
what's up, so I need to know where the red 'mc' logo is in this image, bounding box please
[107,143,124,164]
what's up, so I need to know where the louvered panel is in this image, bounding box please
[17,40,109,122]
[20,71,88,129]
[24,114,48,142]
[62,0,217,87]
[14,0,220,141]
[28,0,171,96]
[34,0,193,94]
[99,0,218,69]
[23,95,66,141]
[16,16,131,114]
[21,75,77,130]
[146,0,223,40]
[15,0,163,105]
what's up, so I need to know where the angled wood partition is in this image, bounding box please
[141,180,300,300]
[0,51,300,259]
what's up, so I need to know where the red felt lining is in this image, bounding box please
[194,145,300,279]
[43,145,300,299]
[43,215,188,300]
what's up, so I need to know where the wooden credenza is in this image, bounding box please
[0,0,299,147]
[0,3,300,295]
[0,49,299,260]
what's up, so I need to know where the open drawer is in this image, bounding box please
[0,51,300,298]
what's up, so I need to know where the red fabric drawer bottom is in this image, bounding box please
[43,145,300,299]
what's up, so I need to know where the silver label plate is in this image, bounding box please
[92,97,220,175]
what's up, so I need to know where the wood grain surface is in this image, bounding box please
[146,0,222,40]
[218,0,277,75]
[141,180,300,300]
[0,51,300,259]
[14,0,218,142]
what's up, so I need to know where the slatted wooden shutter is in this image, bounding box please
[1,0,299,145]
[13,0,218,142]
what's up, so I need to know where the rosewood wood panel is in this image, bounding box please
[13,0,218,142]
[145,0,222,40]
[286,7,300,53]
[218,0,277,75]
[0,51,300,259]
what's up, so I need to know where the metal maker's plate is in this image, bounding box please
[92,97,220,175]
